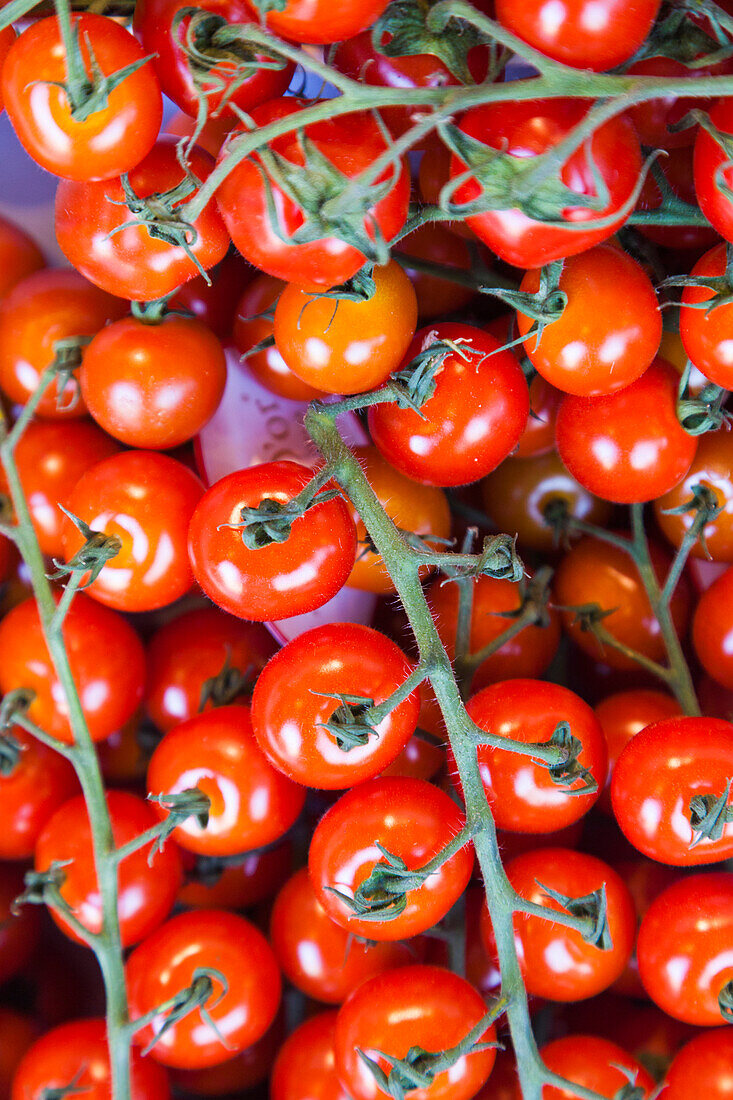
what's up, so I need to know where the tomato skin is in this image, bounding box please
[172,252,254,340]
[55,139,230,301]
[308,776,474,941]
[215,99,410,292]
[637,872,733,1025]
[483,848,636,1002]
[693,567,733,690]
[593,690,682,814]
[127,909,282,1068]
[553,534,692,672]
[62,450,204,612]
[531,1035,655,1099]
[611,717,733,866]
[655,428,733,563]
[80,315,226,449]
[517,245,661,397]
[0,727,78,860]
[270,867,420,1004]
[368,323,530,487]
[242,0,390,44]
[396,223,479,320]
[35,791,182,947]
[680,244,733,390]
[273,260,417,396]
[3,15,162,181]
[556,357,698,503]
[460,679,606,833]
[630,56,729,150]
[661,1029,733,1099]
[145,606,276,733]
[178,839,291,909]
[495,0,660,71]
[271,1011,351,1100]
[133,0,294,120]
[0,593,145,745]
[513,373,563,459]
[0,268,124,420]
[187,461,357,622]
[695,99,733,242]
[449,100,642,268]
[334,965,496,1100]
[0,212,44,298]
[428,576,561,693]
[171,1016,283,1096]
[11,1019,170,1100]
[147,705,305,856]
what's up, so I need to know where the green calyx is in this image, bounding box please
[108,173,205,279]
[312,690,378,751]
[14,860,72,914]
[39,1068,89,1100]
[537,878,613,950]
[390,334,483,411]
[719,978,733,1022]
[689,778,733,846]
[223,483,340,550]
[49,335,91,413]
[661,481,722,557]
[147,787,211,857]
[627,2,730,66]
[141,967,230,1056]
[247,0,288,17]
[546,721,598,796]
[47,506,122,589]
[677,364,732,435]
[372,0,497,85]
[199,653,255,711]
[327,844,431,923]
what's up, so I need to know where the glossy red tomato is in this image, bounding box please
[215,98,409,291]
[0,268,124,420]
[594,690,683,814]
[187,461,357,621]
[637,872,733,1025]
[133,0,294,120]
[513,373,563,459]
[693,567,733,690]
[496,0,660,71]
[127,909,281,1068]
[251,623,419,789]
[369,323,530,487]
[0,593,145,745]
[309,776,474,941]
[556,357,698,503]
[36,790,182,946]
[271,1012,351,1100]
[655,429,733,563]
[80,314,226,449]
[11,1019,170,1100]
[147,705,305,855]
[482,848,636,1002]
[242,0,390,43]
[145,606,276,732]
[531,1036,655,1099]
[62,450,204,612]
[449,100,642,268]
[661,1029,733,1099]
[608,859,682,999]
[0,212,44,298]
[334,966,496,1100]
[461,679,607,833]
[270,867,420,1004]
[178,841,291,911]
[680,244,733,390]
[695,98,733,242]
[629,55,732,150]
[2,14,162,180]
[0,727,78,860]
[55,139,230,301]
[171,1017,283,1097]
[273,260,417,396]
[612,716,733,865]
[517,245,661,397]
[172,251,253,340]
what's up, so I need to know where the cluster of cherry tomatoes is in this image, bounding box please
[0,0,733,1098]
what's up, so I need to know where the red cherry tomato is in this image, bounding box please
[271,1011,351,1100]
[242,0,390,44]
[172,251,254,340]
[655,428,733,563]
[187,461,357,621]
[127,909,281,1068]
[171,1016,283,1097]
[680,243,733,390]
[513,373,563,459]
[177,840,292,910]
[693,566,733,690]
[662,1029,733,1099]
[0,727,78,860]
[695,98,733,242]
[630,55,731,150]
[0,212,44,297]
[309,776,474,941]
[594,690,682,814]
[147,705,305,856]
[533,1035,655,1099]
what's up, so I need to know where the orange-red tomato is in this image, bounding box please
[693,566,733,690]
[0,212,44,298]
[654,429,733,562]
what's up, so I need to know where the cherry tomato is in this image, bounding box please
[460,679,606,833]
[495,0,660,71]
[655,428,733,563]
[381,730,446,782]
[242,0,390,44]
[251,622,419,789]
[0,863,41,984]
[662,1029,733,1099]
[80,314,226,449]
[680,243,733,390]
[3,14,162,181]
[555,357,698,503]
[11,1019,170,1100]
[395,223,479,320]
[428,575,561,693]
[553,534,692,672]
[270,867,420,1004]
[147,705,305,855]
[449,100,642,268]
[369,323,530,487]
[127,909,281,1068]
[271,1011,351,1100]
[171,1016,283,1096]
[513,373,563,460]
[0,212,44,298]
[695,98,733,243]
[334,965,496,1100]
[0,593,145,745]
[0,727,78,860]
[482,848,636,1002]
[187,461,357,621]
[165,109,235,158]
[309,776,474,941]
[172,251,254,340]
[177,840,292,910]
[145,605,276,732]
[215,98,409,291]
[629,55,732,150]
[594,689,683,814]
[637,144,720,250]
[481,449,612,554]
[273,260,417,396]
[35,790,182,946]
[533,1035,655,1099]
[62,450,204,612]
[517,245,661,397]
[0,268,124,420]
[693,566,733,689]
[55,138,230,301]
[637,872,733,1025]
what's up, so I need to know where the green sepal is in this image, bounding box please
[372,0,494,85]
[536,878,613,951]
[311,690,378,751]
[546,721,599,797]
[689,778,733,846]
